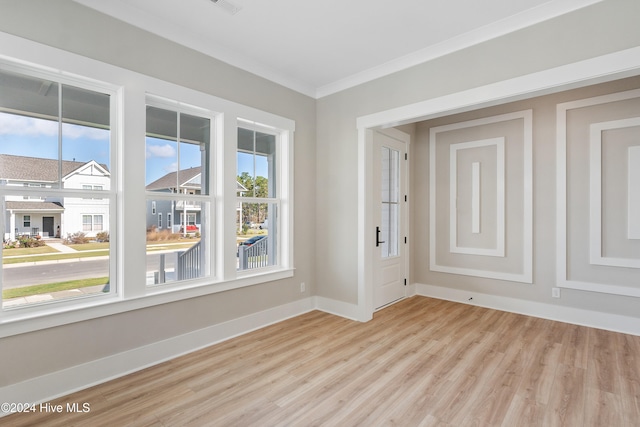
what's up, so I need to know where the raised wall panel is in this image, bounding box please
[471,161,480,234]
[557,89,640,297]
[629,146,640,240]
[430,110,532,283]
[589,117,640,269]
[449,138,505,257]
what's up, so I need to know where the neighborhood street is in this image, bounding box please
[2,254,174,289]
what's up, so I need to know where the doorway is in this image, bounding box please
[372,130,408,309]
[43,216,54,238]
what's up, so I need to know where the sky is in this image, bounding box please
[0,113,110,166]
[1,112,268,186]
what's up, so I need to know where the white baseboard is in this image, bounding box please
[313,296,361,321]
[0,297,316,411]
[12,286,633,414]
[416,283,640,336]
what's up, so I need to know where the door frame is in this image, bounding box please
[358,127,410,321]
[356,46,640,322]
[372,129,410,310]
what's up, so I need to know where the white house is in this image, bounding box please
[1,154,110,240]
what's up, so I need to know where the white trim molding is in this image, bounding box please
[0,297,316,412]
[358,45,640,322]
[429,110,532,283]
[590,117,640,268]
[416,283,640,337]
[449,137,505,257]
[629,146,640,240]
[557,89,640,297]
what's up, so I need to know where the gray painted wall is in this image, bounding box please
[1,0,640,392]
[315,0,640,304]
[0,0,316,387]
[413,76,640,318]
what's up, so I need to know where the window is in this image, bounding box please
[94,215,103,231]
[0,38,294,334]
[237,125,279,271]
[82,215,92,231]
[0,66,114,310]
[145,100,212,286]
[82,214,104,232]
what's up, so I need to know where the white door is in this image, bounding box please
[373,130,407,309]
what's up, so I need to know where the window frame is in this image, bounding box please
[0,33,295,337]
[144,95,216,289]
[0,59,119,313]
[236,121,283,274]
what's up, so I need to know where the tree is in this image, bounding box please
[237,172,269,225]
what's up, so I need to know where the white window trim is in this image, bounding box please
[236,121,288,275]
[0,32,295,338]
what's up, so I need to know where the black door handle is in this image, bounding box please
[376,226,385,247]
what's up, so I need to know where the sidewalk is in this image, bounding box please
[3,284,106,308]
[45,241,78,253]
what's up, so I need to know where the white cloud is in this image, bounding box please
[164,162,178,173]
[0,113,109,140]
[62,123,109,140]
[0,114,57,137]
[146,143,176,159]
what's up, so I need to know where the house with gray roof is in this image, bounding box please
[146,166,248,233]
[1,154,110,241]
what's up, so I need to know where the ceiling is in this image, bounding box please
[73,0,601,99]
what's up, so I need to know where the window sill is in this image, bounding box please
[0,268,295,338]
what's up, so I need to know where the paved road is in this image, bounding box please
[2,254,177,289]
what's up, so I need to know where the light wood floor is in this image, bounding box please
[5,296,640,426]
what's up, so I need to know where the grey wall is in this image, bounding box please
[413,76,640,318]
[2,0,640,392]
[315,0,640,305]
[0,0,316,386]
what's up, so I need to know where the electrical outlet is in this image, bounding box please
[300,282,305,293]
[552,288,561,298]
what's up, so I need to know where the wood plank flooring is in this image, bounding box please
[4,296,640,426]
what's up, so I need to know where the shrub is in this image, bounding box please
[17,236,45,248]
[146,229,181,242]
[65,232,90,245]
[96,231,110,242]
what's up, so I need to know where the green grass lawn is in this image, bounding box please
[2,277,109,299]
[2,245,58,257]
[2,251,109,265]
[67,242,110,251]
[3,240,200,264]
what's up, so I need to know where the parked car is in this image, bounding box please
[180,224,199,233]
[259,219,268,229]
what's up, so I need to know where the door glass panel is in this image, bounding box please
[381,146,399,258]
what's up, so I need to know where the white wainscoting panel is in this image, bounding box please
[629,145,640,240]
[589,117,640,269]
[557,88,640,297]
[449,137,505,256]
[430,110,532,283]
